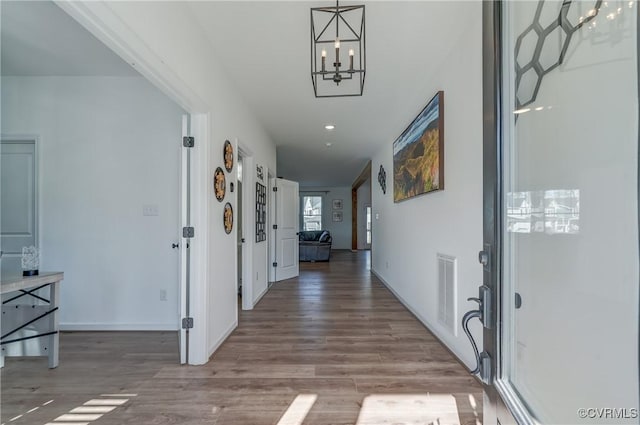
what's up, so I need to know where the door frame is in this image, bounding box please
[481,2,533,423]
[238,142,254,311]
[267,169,275,286]
[269,176,277,283]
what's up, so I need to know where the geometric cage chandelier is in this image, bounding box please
[310,1,366,98]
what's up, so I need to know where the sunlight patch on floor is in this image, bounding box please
[70,406,117,414]
[53,414,103,422]
[83,398,129,406]
[4,398,56,424]
[100,393,138,397]
[355,394,461,425]
[43,394,134,425]
[276,394,318,425]
[469,393,481,425]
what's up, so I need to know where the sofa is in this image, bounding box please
[299,230,332,262]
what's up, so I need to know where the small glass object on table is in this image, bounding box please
[21,246,39,277]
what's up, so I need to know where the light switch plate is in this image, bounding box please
[143,204,159,216]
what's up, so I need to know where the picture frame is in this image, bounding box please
[393,91,444,202]
[332,199,343,210]
[332,211,343,222]
[255,182,267,242]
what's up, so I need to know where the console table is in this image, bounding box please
[1,272,63,368]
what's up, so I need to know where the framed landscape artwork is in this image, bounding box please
[393,91,444,202]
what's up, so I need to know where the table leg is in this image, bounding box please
[48,282,59,368]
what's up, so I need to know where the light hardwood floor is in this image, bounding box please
[1,250,482,425]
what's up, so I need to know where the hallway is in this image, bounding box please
[1,251,482,425]
[217,250,483,424]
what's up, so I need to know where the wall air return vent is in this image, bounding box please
[437,253,457,336]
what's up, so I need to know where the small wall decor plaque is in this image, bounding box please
[224,140,234,172]
[378,165,387,194]
[332,211,343,222]
[224,202,233,234]
[332,199,343,210]
[214,167,226,202]
[256,165,264,182]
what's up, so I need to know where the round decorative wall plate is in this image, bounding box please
[224,140,234,172]
[214,167,226,202]
[223,202,233,234]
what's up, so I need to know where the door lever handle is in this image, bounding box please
[462,285,493,382]
[462,308,482,375]
[172,243,179,249]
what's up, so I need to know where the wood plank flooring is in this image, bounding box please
[1,250,482,425]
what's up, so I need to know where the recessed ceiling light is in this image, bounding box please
[324,124,335,130]
[326,142,332,147]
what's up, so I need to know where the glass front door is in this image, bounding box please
[481,1,639,423]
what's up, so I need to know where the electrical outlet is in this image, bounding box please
[159,289,167,301]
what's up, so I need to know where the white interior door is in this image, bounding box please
[274,178,299,282]
[1,139,37,278]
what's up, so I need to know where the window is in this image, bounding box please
[303,196,322,230]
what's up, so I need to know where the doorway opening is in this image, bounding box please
[351,161,372,251]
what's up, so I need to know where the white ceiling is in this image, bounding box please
[188,1,477,186]
[1,1,477,187]
[1,1,138,76]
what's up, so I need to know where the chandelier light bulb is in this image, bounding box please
[335,39,340,49]
[321,50,327,58]
[349,49,354,57]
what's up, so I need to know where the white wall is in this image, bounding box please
[371,7,483,369]
[1,76,184,330]
[63,2,278,361]
[300,186,352,250]
[357,178,371,250]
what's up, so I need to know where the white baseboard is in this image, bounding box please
[60,323,179,331]
[207,319,237,360]
[253,285,268,307]
[370,268,472,370]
